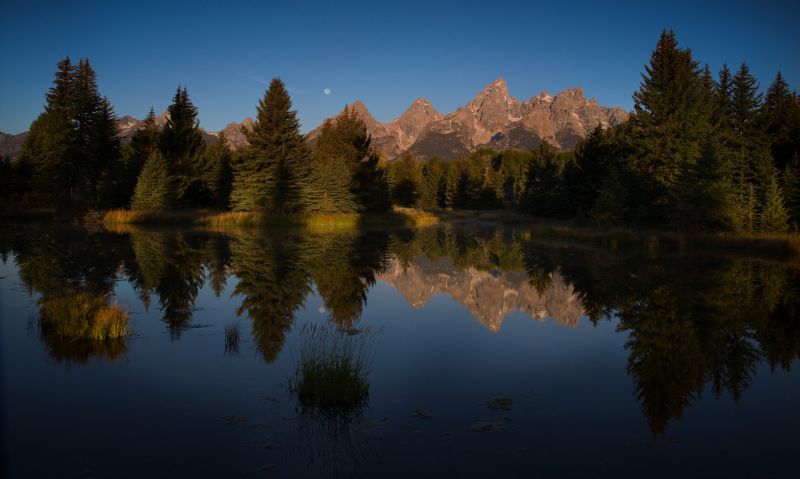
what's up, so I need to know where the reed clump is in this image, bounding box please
[289,322,379,417]
[40,293,130,341]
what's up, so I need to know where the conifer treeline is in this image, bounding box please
[4,31,800,232]
[390,31,800,232]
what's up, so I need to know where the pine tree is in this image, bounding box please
[716,65,734,128]
[731,179,758,232]
[760,168,789,232]
[131,150,174,211]
[230,78,310,213]
[19,58,75,202]
[159,86,205,206]
[200,132,233,208]
[353,150,390,213]
[670,140,734,231]
[120,108,160,206]
[18,57,119,206]
[419,157,446,210]
[73,59,104,200]
[628,30,712,223]
[523,141,562,216]
[388,151,423,207]
[306,118,358,214]
[783,154,800,229]
[93,98,123,208]
[589,166,626,226]
[762,72,800,171]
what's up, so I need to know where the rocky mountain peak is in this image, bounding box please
[221,117,254,150]
[556,86,585,101]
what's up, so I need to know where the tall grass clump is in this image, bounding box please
[289,322,380,417]
[40,293,130,341]
[37,292,130,362]
[224,321,241,356]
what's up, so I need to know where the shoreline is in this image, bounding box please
[3,206,800,262]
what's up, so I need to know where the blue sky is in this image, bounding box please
[1,0,798,134]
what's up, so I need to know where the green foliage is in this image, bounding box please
[131,151,174,211]
[419,157,446,210]
[94,98,124,208]
[353,151,391,213]
[308,105,388,214]
[670,140,735,231]
[119,108,160,206]
[522,141,570,216]
[783,155,800,229]
[200,132,233,208]
[18,57,121,207]
[762,72,800,171]
[760,168,789,233]
[159,86,206,206]
[388,151,424,207]
[307,117,358,214]
[627,30,713,223]
[231,78,310,213]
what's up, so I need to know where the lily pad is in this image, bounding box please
[412,409,432,420]
[486,397,513,411]
[470,421,504,432]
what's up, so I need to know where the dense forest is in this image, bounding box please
[2,30,799,232]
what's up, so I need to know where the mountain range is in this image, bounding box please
[0,78,627,161]
[307,78,628,160]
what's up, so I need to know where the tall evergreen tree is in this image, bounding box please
[159,86,205,206]
[120,108,160,206]
[388,151,424,207]
[19,58,76,202]
[200,132,233,208]
[729,64,775,232]
[94,98,123,208]
[307,118,358,214]
[353,150,390,213]
[73,59,104,199]
[419,157,446,210]
[307,105,387,213]
[762,72,800,171]
[760,168,789,233]
[782,154,800,229]
[230,78,310,213]
[628,30,712,223]
[18,57,119,206]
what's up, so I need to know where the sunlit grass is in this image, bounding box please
[102,207,439,232]
[39,292,130,341]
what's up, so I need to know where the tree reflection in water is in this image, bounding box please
[2,224,799,436]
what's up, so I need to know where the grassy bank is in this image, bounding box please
[101,207,439,232]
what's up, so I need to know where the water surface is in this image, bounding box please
[1,225,799,477]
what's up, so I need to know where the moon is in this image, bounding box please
[323,88,331,95]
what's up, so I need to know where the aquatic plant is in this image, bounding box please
[37,292,130,363]
[289,322,379,417]
[39,293,130,341]
[224,321,241,356]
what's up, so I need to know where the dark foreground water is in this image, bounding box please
[1,224,799,478]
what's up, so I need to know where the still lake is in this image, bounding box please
[1,224,799,478]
